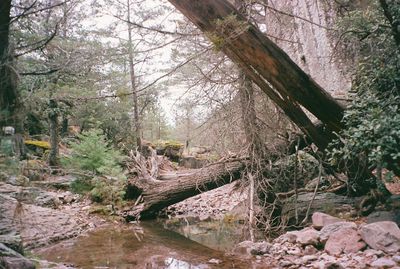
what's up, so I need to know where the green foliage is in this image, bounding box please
[89,177,126,204]
[328,1,400,178]
[70,178,94,194]
[62,129,124,175]
[64,129,127,205]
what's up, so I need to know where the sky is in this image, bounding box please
[79,0,194,124]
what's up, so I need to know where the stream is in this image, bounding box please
[34,219,266,269]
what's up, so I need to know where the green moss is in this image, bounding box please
[155,140,184,150]
[24,140,51,149]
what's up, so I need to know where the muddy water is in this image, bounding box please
[34,221,266,269]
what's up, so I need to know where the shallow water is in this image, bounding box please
[34,221,267,269]
[164,217,261,251]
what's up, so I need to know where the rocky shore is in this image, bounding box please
[0,175,106,269]
[232,212,400,268]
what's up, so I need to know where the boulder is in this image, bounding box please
[0,194,85,249]
[0,183,60,209]
[312,212,342,230]
[275,232,297,244]
[0,257,36,269]
[360,221,400,253]
[250,241,272,255]
[0,234,23,254]
[0,243,35,269]
[320,221,357,243]
[324,227,366,255]
[294,228,320,246]
[367,210,400,226]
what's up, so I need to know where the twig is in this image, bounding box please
[301,161,323,224]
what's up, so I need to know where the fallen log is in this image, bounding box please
[280,192,360,226]
[123,158,246,220]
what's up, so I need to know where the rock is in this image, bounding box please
[0,194,85,249]
[0,234,23,254]
[286,247,302,256]
[360,221,400,253]
[250,241,272,255]
[367,211,400,226]
[0,243,21,258]
[324,262,345,269]
[393,256,400,263]
[0,183,60,209]
[0,257,36,269]
[370,258,397,268]
[312,212,342,230]
[208,258,221,264]
[232,241,254,256]
[294,228,320,246]
[304,245,318,255]
[301,255,318,264]
[275,232,297,244]
[279,260,293,267]
[232,241,271,256]
[199,214,211,221]
[4,175,29,186]
[320,221,357,243]
[324,227,366,255]
[364,249,384,257]
[58,191,75,204]
[0,243,35,269]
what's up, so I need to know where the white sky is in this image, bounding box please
[79,0,193,124]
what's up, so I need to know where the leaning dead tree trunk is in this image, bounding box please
[123,155,246,219]
[167,0,388,196]
[168,0,344,150]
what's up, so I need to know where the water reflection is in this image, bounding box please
[164,217,262,251]
[34,222,253,269]
[149,257,210,269]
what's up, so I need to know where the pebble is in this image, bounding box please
[393,255,400,263]
[370,258,397,268]
[208,258,222,264]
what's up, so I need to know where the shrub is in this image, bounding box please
[62,129,124,175]
[63,129,127,205]
[328,1,400,181]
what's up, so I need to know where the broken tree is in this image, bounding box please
[168,0,344,150]
[124,152,246,219]
[167,0,385,195]
[124,0,387,220]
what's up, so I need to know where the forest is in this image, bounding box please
[1,0,400,268]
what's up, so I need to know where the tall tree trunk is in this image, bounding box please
[127,0,142,151]
[379,0,400,51]
[48,99,59,167]
[167,0,344,150]
[0,0,21,130]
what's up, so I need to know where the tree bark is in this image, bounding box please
[123,159,246,219]
[167,0,344,150]
[379,0,400,52]
[0,0,21,130]
[127,0,142,152]
[48,99,59,167]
